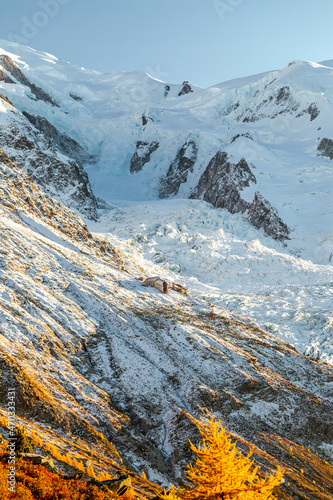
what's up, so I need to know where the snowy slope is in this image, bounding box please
[0,39,332,364]
[91,199,333,364]
[1,149,333,496]
[0,40,332,261]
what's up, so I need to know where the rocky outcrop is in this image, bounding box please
[22,112,93,164]
[141,114,154,127]
[296,102,320,121]
[130,141,159,174]
[306,103,320,120]
[0,122,97,220]
[224,101,240,116]
[0,93,14,107]
[0,147,123,264]
[190,152,289,241]
[241,86,319,124]
[0,55,59,107]
[88,475,131,495]
[275,86,290,104]
[190,152,255,214]
[230,132,253,144]
[178,81,193,96]
[69,92,83,101]
[248,192,290,241]
[21,454,58,473]
[317,137,333,159]
[0,67,15,84]
[159,141,198,198]
[0,148,92,243]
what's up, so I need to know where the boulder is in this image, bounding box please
[20,453,58,473]
[89,474,131,495]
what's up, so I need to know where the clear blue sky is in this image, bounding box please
[1,0,332,87]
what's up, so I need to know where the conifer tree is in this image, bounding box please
[166,418,283,500]
[14,426,33,454]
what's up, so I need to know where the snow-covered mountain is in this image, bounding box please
[1,39,331,356]
[0,40,333,497]
[0,40,332,258]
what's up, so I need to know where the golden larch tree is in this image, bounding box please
[165,418,283,500]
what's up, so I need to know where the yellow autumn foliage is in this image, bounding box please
[0,416,8,428]
[165,418,283,500]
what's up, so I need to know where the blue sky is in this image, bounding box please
[1,0,332,87]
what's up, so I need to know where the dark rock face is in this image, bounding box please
[130,141,159,174]
[296,102,320,121]
[248,192,290,241]
[141,114,154,128]
[224,101,240,116]
[164,84,170,98]
[190,152,255,214]
[190,151,289,241]
[69,92,83,101]
[0,124,97,220]
[239,84,306,124]
[159,141,198,198]
[242,114,259,123]
[307,103,320,121]
[178,81,193,96]
[0,67,15,84]
[22,112,93,164]
[275,86,290,104]
[0,55,59,107]
[317,138,333,159]
[230,133,253,144]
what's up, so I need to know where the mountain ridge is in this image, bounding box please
[0,39,331,262]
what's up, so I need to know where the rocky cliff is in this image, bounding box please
[130,141,159,174]
[0,93,97,219]
[189,152,289,241]
[190,151,255,214]
[159,141,198,198]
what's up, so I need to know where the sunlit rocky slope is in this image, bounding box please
[0,148,333,498]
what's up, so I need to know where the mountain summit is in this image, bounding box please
[0,40,332,261]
